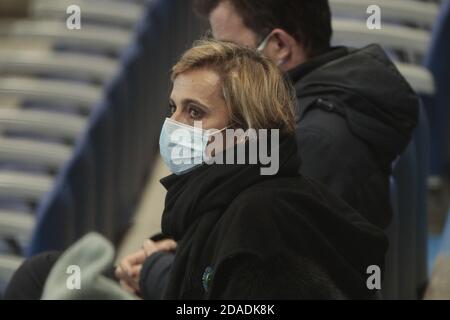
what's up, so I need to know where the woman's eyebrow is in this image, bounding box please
[181,98,210,111]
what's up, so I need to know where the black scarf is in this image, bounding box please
[160,135,300,241]
[159,136,387,299]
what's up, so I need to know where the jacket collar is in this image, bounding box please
[287,47,349,84]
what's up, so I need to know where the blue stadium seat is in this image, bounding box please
[383,103,429,299]
[414,105,430,297]
[0,0,147,287]
[382,177,400,299]
[393,137,419,299]
[423,0,450,176]
[27,0,204,255]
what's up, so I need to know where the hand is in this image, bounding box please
[115,239,177,295]
[141,238,177,257]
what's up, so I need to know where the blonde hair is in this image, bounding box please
[171,39,296,135]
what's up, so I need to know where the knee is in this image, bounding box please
[4,251,62,300]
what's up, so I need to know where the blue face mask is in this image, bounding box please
[159,118,226,175]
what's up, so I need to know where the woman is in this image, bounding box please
[5,40,387,300]
[115,40,388,300]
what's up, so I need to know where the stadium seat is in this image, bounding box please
[0,77,102,113]
[29,142,96,253]
[330,0,438,28]
[424,0,450,176]
[0,171,52,204]
[30,0,142,29]
[395,63,435,96]
[0,109,85,141]
[0,137,71,170]
[382,178,400,299]
[0,210,34,242]
[0,255,23,286]
[0,0,148,288]
[332,19,430,57]
[0,20,131,55]
[393,138,420,299]
[28,0,206,255]
[414,105,431,297]
[0,51,117,83]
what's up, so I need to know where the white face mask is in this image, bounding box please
[159,118,227,175]
[256,33,272,53]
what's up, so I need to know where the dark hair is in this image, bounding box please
[195,0,332,57]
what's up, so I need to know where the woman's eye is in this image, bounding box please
[189,107,203,120]
[169,104,176,115]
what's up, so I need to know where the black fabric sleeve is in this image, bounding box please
[139,251,175,300]
[149,233,172,242]
[208,253,347,300]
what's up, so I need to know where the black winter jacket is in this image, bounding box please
[291,45,419,229]
[146,137,388,300]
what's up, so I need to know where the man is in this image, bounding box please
[123,0,420,298]
[197,0,419,229]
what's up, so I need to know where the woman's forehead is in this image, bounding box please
[171,69,222,103]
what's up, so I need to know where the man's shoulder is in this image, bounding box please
[295,102,361,152]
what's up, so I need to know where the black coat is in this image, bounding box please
[156,137,388,300]
[291,45,419,229]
